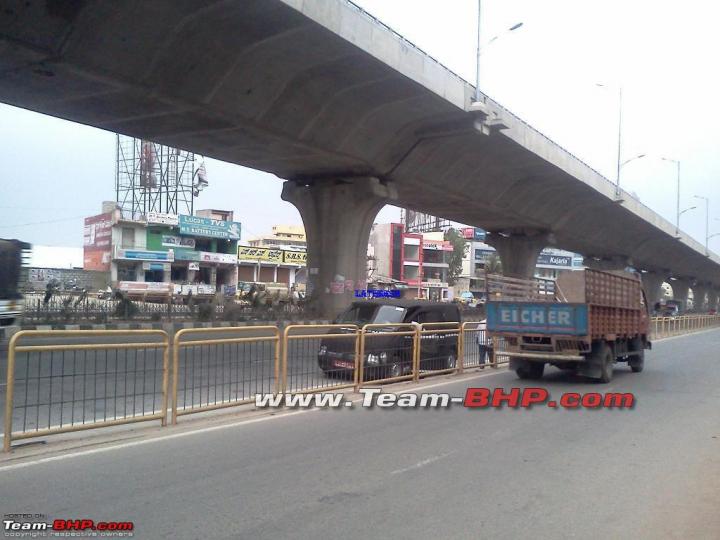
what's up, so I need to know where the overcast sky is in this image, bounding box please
[1,0,719,252]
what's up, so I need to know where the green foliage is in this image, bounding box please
[444,228,469,286]
[114,298,139,320]
[485,253,503,275]
[197,302,215,322]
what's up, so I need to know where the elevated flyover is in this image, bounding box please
[1,0,718,314]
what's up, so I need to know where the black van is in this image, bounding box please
[318,300,461,380]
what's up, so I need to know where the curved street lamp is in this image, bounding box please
[474,1,523,102]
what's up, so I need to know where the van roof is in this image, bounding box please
[350,299,458,310]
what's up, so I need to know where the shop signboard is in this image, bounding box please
[173,284,216,296]
[174,249,200,262]
[422,239,453,251]
[161,235,195,249]
[147,212,179,226]
[475,248,495,261]
[237,246,283,263]
[283,250,307,264]
[115,248,174,262]
[142,262,171,271]
[179,215,241,240]
[188,262,200,271]
[118,281,173,294]
[199,251,238,264]
[536,253,573,268]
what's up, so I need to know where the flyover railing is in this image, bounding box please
[4,317,720,451]
[172,326,280,423]
[651,315,720,339]
[4,329,169,452]
[284,324,360,393]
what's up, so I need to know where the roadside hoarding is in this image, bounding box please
[83,212,113,271]
[179,215,241,240]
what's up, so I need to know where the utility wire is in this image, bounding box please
[0,215,87,228]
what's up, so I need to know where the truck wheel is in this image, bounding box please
[628,338,645,373]
[598,345,614,383]
[516,361,544,380]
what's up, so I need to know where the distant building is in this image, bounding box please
[461,232,583,297]
[368,223,453,301]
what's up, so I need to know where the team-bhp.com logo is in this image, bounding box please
[255,388,635,409]
[3,515,134,537]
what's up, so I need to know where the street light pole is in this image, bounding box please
[474,0,522,104]
[596,84,624,198]
[661,158,681,235]
[615,87,623,198]
[475,0,482,103]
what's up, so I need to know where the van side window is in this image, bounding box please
[417,310,442,324]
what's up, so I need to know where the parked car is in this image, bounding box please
[318,300,461,380]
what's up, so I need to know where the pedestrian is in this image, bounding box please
[475,319,493,367]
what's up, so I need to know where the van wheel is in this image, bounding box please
[387,360,404,379]
[597,344,614,383]
[516,361,544,380]
[628,338,645,373]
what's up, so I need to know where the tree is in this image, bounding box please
[444,228,469,286]
[485,253,503,275]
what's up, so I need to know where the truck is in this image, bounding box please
[0,239,31,328]
[485,269,651,383]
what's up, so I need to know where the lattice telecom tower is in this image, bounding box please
[115,135,201,219]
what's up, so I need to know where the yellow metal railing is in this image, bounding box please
[172,326,280,424]
[4,315,720,450]
[4,329,169,452]
[283,324,360,394]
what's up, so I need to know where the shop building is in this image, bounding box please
[84,203,240,296]
[238,225,307,289]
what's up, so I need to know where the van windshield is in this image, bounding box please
[336,304,407,324]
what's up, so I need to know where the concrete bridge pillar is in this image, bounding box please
[669,279,690,310]
[485,230,550,279]
[708,289,719,311]
[641,271,669,308]
[281,177,396,319]
[692,284,708,312]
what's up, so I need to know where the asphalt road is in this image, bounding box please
[0,329,718,539]
[0,329,485,433]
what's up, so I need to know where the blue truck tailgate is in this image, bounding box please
[486,302,589,335]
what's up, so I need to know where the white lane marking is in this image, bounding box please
[0,369,508,473]
[391,451,455,475]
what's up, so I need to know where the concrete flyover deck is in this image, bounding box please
[1,0,719,288]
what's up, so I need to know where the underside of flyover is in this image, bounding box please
[1,0,719,315]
